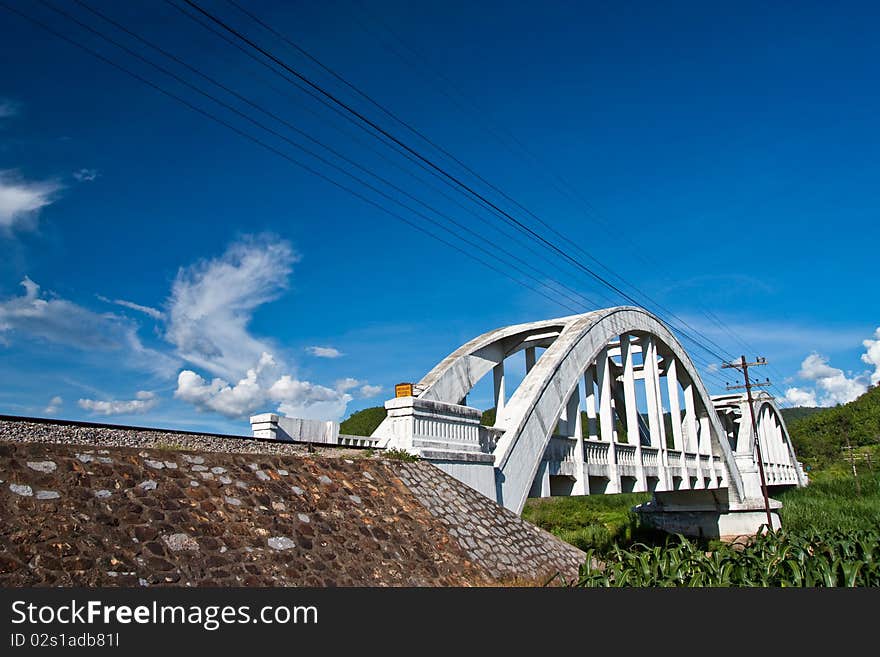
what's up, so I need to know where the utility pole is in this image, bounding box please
[842,418,861,497]
[722,356,774,531]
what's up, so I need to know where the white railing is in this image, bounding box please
[546,436,577,463]
[584,439,608,465]
[480,426,504,453]
[642,447,659,468]
[617,444,636,466]
[338,434,381,448]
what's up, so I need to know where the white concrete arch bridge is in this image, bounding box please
[370,307,808,538]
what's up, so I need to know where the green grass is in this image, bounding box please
[522,493,651,552]
[777,468,880,534]
[522,469,880,556]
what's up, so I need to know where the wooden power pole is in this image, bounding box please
[722,356,774,530]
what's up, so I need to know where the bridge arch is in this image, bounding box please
[375,306,759,514]
[485,307,744,512]
[714,393,807,488]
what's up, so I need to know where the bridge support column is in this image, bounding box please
[666,361,688,489]
[597,348,620,493]
[636,489,781,540]
[684,383,702,489]
[493,362,506,416]
[567,385,587,495]
[584,367,598,441]
[621,335,646,491]
[525,346,536,373]
[642,337,670,491]
[530,459,551,498]
[700,415,716,486]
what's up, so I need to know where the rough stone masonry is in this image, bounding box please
[0,419,584,586]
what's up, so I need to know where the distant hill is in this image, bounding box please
[781,406,824,425]
[339,406,386,437]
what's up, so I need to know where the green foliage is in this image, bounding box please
[339,406,387,437]
[481,407,496,426]
[788,386,880,468]
[576,527,880,587]
[383,448,419,462]
[522,493,651,552]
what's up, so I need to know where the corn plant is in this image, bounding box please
[576,528,880,587]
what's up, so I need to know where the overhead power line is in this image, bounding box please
[9,0,764,396]
[1,0,595,318]
[345,0,790,389]
[58,0,603,314]
[181,0,736,366]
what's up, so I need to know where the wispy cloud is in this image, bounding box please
[78,390,158,415]
[1,277,135,350]
[98,295,164,321]
[661,273,775,300]
[0,277,178,376]
[43,396,62,414]
[306,345,343,358]
[72,168,99,182]
[682,314,868,360]
[4,235,374,423]
[0,170,61,234]
[359,384,383,398]
[165,234,297,380]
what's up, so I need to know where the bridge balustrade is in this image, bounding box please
[584,439,608,465]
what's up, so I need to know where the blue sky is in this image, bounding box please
[1,0,878,434]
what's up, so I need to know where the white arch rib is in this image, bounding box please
[373,306,750,514]
[486,307,744,512]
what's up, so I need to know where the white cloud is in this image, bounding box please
[78,390,158,415]
[334,377,360,393]
[5,236,368,424]
[175,351,352,420]
[334,378,382,399]
[166,234,297,380]
[72,168,99,182]
[783,387,817,407]
[0,170,60,234]
[44,396,62,414]
[99,296,164,320]
[359,384,383,398]
[269,374,351,421]
[0,277,177,376]
[1,277,134,350]
[861,327,880,385]
[306,345,343,358]
[792,352,869,407]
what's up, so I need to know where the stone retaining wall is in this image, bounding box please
[0,420,584,587]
